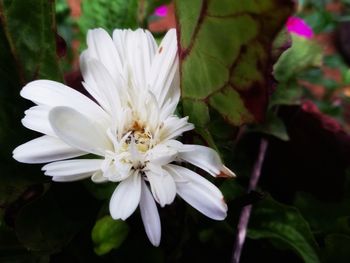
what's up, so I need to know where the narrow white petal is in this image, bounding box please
[165,165,227,220]
[145,166,176,207]
[149,29,178,107]
[49,106,112,156]
[42,159,103,177]
[22,105,55,136]
[86,28,123,80]
[159,97,179,122]
[20,80,109,126]
[179,145,236,177]
[140,179,161,247]
[159,116,194,142]
[52,173,92,182]
[109,171,141,220]
[13,135,85,164]
[80,51,111,111]
[124,29,157,90]
[80,57,124,116]
[112,29,127,62]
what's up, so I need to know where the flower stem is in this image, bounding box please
[231,138,269,263]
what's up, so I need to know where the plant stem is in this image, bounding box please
[231,138,269,263]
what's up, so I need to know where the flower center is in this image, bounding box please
[123,129,152,153]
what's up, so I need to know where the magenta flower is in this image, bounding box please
[286,16,313,39]
[154,5,168,17]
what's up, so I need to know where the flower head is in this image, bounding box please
[286,16,313,39]
[154,5,168,17]
[13,28,235,246]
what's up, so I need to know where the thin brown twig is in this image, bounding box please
[231,138,269,263]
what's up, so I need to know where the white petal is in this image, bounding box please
[124,29,157,90]
[80,51,111,111]
[20,80,109,126]
[52,173,92,182]
[148,29,178,107]
[13,135,85,164]
[165,165,227,220]
[159,116,194,142]
[49,106,112,156]
[22,105,55,136]
[80,57,124,117]
[140,179,161,247]
[109,171,141,220]
[145,166,176,207]
[179,145,235,177]
[146,142,177,166]
[112,29,128,63]
[103,161,132,182]
[91,171,108,183]
[86,28,123,81]
[42,159,103,177]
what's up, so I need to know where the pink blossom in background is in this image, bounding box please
[286,16,314,39]
[154,5,168,17]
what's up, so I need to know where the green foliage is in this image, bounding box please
[176,0,293,148]
[248,196,321,263]
[78,0,139,37]
[0,0,62,82]
[294,192,350,233]
[274,36,323,83]
[92,215,129,255]
[77,0,171,49]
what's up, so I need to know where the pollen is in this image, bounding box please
[120,123,153,154]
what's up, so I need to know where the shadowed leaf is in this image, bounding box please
[248,196,321,263]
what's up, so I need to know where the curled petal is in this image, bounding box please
[91,171,108,183]
[165,164,227,220]
[179,144,236,177]
[22,105,55,137]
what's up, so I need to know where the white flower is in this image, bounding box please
[13,28,236,246]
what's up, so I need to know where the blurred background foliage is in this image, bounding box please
[1,0,350,262]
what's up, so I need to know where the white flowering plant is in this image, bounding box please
[2,0,348,263]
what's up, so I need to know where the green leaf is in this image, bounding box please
[176,0,293,139]
[248,196,321,263]
[92,215,129,255]
[0,0,63,163]
[0,0,62,83]
[323,234,350,263]
[270,82,303,107]
[273,35,323,82]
